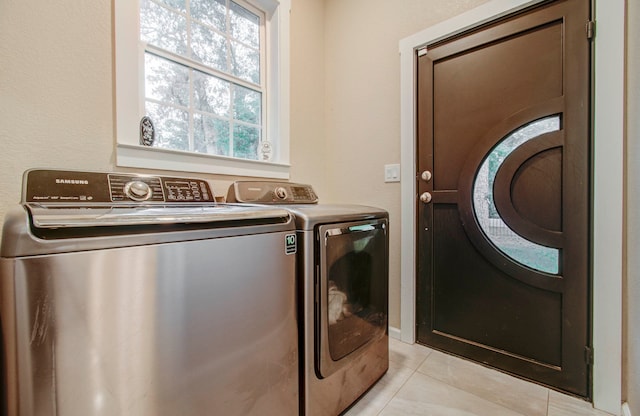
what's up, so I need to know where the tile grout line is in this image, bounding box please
[427,372,533,416]
[389,342,606,416]
[375,348,434,415]
[374,364,417,416]
[545,388,551,416]
[414,351,539,416]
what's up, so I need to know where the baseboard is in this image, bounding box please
[389,326,402,340]
[622,402,632,416]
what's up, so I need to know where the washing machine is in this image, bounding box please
[227,181,389,416]
[0,169,299,416]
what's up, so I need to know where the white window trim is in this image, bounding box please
[114,0,291,179]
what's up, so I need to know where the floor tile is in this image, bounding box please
[388,338,432,371]
[547,390,613,416]
[343,359,415,416]
[417,350,549,416]
[378,372,526,416]
[346,340,613,416]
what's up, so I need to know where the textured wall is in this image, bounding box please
[322,0,489,328]
[0,1,114,219]
[625,0,640,412]
[1,1,635,411]
[290,0,328,197]
[0,0,326,234]
[0,0,490,331]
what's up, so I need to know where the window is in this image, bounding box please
[472,116,561,274]
[115,0,290,178]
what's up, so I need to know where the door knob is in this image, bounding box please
[419,192,432,203]
[421,170,432,182]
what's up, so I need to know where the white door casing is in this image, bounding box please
[399,0,624,414]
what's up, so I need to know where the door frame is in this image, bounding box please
[399,0,625,414]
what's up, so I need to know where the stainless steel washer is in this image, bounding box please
[227,181,389,416]
[0,169,299,416]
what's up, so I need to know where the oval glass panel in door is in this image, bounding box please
[472,116,561,274]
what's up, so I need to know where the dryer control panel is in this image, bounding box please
[227,181,318,204]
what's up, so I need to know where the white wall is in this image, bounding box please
[5,3,634,411]
[0,1,115,217]
[0,0,490,333]
[625,0,640,413]
[0,0,327,234]
[290,0,328,197]
[323,0,489,327]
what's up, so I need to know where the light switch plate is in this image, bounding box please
[384,164,400,183]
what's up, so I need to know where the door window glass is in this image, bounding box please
[472,116,561,274]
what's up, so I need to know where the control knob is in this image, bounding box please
[275,186,288,200]
[124,180,152,201]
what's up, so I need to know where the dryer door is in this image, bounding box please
[316,219,388,378]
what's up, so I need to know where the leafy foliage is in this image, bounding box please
[141,0,262,159]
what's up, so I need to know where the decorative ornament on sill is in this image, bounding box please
[260,140,273,161]
[140,116,155,146]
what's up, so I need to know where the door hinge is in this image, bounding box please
[586,20,595,40]
[585,346,594,365]
[417,47,428,57]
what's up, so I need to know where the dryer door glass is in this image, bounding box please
[317,219,388,377]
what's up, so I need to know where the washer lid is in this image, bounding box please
[17,169,292,229]
[1,170,295,258]
[26,204,291,229]
[283,204,388,230]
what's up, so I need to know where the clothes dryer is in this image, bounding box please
[227,181,389,416]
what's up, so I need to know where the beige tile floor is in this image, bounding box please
[344,338,613,416]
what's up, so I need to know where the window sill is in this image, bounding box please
[116,143,290,179]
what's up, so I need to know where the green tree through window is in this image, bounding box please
[141,0,263,160]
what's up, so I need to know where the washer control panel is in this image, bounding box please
[24,169,214,204]
[227,181,318,204]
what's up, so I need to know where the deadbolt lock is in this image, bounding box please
[421,170,432,182]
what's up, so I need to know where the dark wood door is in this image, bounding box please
[416,0,591,397]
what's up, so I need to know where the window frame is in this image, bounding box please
[114,0,290,179]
